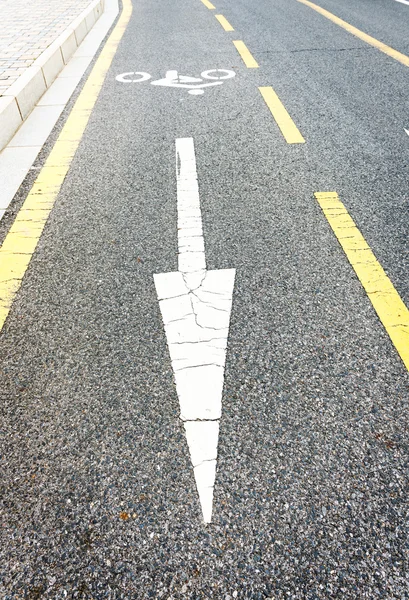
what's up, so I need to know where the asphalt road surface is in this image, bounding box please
[1,0,409,597]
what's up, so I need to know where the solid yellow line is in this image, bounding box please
[233,40,259,68]
[298,0,409,68]
[201,0,216,9]
[259,86,305,144]
[0,0,133,332]
[315,192,409,371]
[215,14,234,31]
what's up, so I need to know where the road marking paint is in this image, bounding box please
[201,0,216,9]
[233,40,259,68]
[116,69,236,95]
[150,69,235,95]
[154,138,235,523]
[315,192,409,371]
[259,86,305,144]
[395,0,409,5]
[215,14,234,31]
[116,72,151,83]
[0,0,132,332]
[405,128,409,136]
[298,0,409,68]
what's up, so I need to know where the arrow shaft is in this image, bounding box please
[176,138,206,276]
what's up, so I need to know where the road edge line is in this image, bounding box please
[297,0,409,69]
[315,191,409,371]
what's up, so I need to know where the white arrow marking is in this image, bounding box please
[154,138,235,523]
[405,128,409,136]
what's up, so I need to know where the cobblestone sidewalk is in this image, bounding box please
[0,0,97,96]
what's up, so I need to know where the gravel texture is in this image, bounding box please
[1,0,409,597]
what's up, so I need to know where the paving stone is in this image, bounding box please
[0,0,96,96]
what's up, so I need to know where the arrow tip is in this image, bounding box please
[194,462,216,523]
[405,129,409,137]
[185,421,219,523]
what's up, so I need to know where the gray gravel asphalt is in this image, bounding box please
[1,0,409,598]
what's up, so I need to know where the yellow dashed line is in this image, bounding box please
[0,0,133,332]
[215,14,234,31]
[315,192,409,371]
[298,0,409,68]
[259,86,305,144]
[233,40,259,68]
[201,0,216,9]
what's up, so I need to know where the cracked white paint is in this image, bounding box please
[154,138,235,523]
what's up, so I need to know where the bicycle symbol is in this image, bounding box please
[115,69,236,95]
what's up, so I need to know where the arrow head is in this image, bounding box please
[154,268,235,522]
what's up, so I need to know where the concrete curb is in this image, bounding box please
[0,0,105,152]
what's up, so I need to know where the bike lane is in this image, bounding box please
[1,0,409,597]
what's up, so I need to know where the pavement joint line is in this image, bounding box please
[232,40,259,68]
[315,192,409,372]
[298,0,409,68]
[0,0,132,332]
[259,86,305,144]
[200,0,216,9]
[215,15,234,32]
